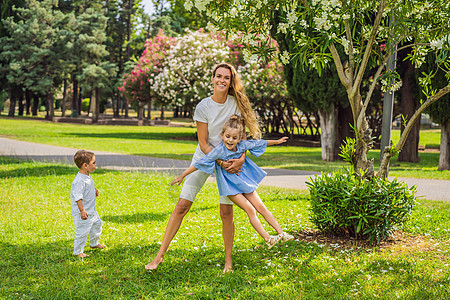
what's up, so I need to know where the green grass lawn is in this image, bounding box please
[0,117,449,180]
[1,157,449,299]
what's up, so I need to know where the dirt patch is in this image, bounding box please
[294,228,432,251]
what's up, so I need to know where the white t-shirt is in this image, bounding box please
[193,95,240,160]
[70,172,97,216]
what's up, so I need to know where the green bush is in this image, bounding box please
[307,167,416,243]
[81,98,90,112]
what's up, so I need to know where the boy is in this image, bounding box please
[70,150,105,257]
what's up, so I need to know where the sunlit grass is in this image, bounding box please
[1,157,449,299]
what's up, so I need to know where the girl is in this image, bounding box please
[146,63,260,272]
[171,115,294,249]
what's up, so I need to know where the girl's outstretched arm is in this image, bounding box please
[266,137,289,146]
[171,165,198,186]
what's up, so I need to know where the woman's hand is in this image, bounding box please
[224,157,244,174]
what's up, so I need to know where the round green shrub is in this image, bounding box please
[81,98,90,112]
[307,167,416,243]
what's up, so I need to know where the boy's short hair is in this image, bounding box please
[74,150,95,169]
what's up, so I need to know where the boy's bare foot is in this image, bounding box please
[77,253,88,258]
[223,261,233,273]
[91,244,106,249]
[145,257,164,271]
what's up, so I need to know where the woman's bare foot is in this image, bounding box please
[223,261,233,273]
[77,253,88,258]
[145,256,164,271]
[91,244,106,249]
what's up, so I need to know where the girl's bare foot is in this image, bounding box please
[77,253,88,258]
[91,244,106,249]
[223,261,233,273]
[145,257,164,271]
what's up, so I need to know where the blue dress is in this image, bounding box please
[193,140,267,196]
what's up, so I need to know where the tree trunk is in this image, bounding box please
[147,100,152,119]
[94,87,100,123]
[61,78,67,117]
[72,75,79,117]
[351,92,375,178]
[18,89,24,116]
[113,93,120,118]
[78,87,82,115]
[32,93,39,116]
[138,102,144,120]
[8,90,16,117]
[160,105,165,120]
[25,90,32,115]
[46,91,54,120]
[336,104,353,158]
[88,90,93,117]
[439,122,450,170]
[398,49,420,163]
[318,104,338,162]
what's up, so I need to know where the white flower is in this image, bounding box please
[280,50,290,64]
[430,39,444,50]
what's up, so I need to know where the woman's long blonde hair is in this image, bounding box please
[212,63,261,139]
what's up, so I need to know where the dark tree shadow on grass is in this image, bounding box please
[66,131,196,142]
[0,164,112,179]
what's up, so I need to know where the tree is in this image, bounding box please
[397,46,421,163]
[186,0,450,179]
[270,10,351,161]
[150,29,230,117]
[1,0,67,120]
[119,30,174,120]
[74,7,116,122]
[424,55,450,170]
[0,0,26,116]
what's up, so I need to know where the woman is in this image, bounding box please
[145,63,260,273]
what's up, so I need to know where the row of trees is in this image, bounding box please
[0,0,201,120]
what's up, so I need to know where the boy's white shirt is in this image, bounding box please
[70,172,97,216]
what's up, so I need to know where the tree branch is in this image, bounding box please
[394,86,450,153]
[351,0,386,99]
[356,53,391,128]
[378,86,450,179]
[330,43,351,88]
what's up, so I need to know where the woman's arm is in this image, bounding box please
[197,120,230,168]
[223,152,245,174]
[197,121,212,154]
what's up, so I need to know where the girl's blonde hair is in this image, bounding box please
[212,63,261,139]
[221,114,245,140]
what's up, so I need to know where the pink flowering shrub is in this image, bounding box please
[118,30,175,116]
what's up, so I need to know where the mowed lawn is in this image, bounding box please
[1,157,450,299]
[0,117,448,180]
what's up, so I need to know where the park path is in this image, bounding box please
[1,136,449,201]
